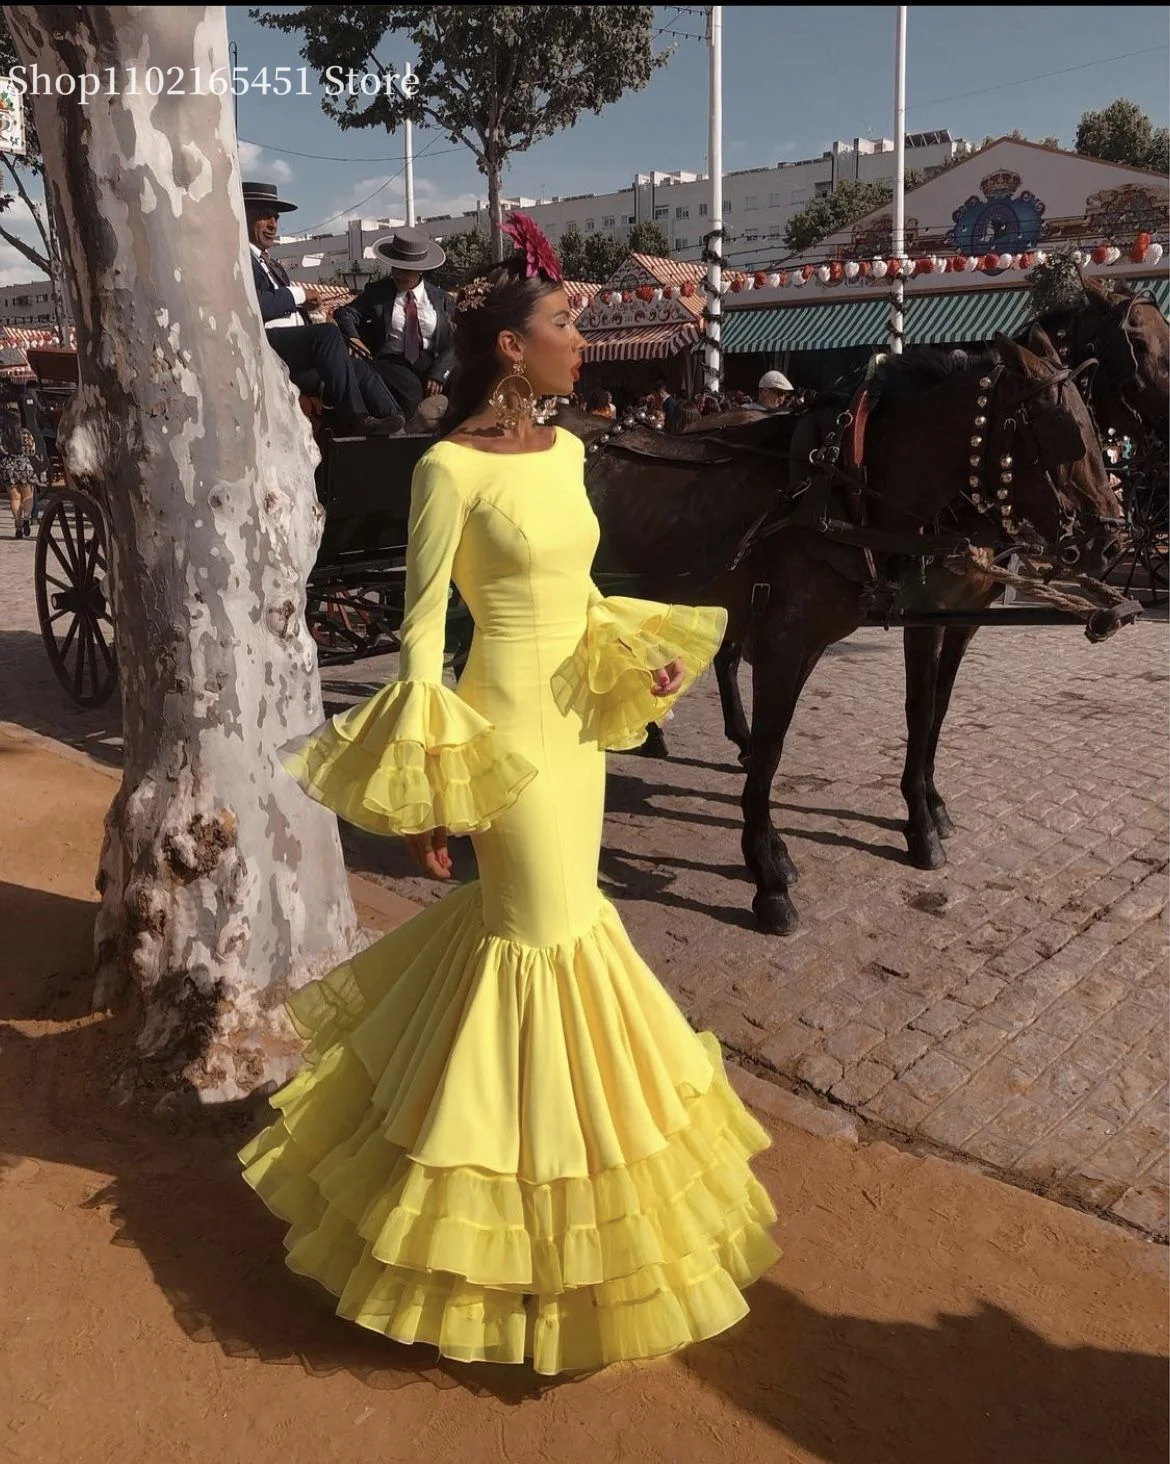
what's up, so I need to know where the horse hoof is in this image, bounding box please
[753,891,800,935]
[932,806,956,839]
[906,829,947,871]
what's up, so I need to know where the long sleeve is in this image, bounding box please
[556,577,728,753]
[278,451,536,835]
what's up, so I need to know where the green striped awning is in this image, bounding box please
[722,288,1036,354]
[722,276,1170,355]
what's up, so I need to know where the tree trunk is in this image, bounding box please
[6,5,361,1103]
[43,194,70,341]
[486,145,504,263]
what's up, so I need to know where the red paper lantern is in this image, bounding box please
[621,290,633,303]
[829,261,844,282]
[635,284,653,302]
[950,255,965,272]
[858,260,871,277]
[1091,245,1110,265]
[680,280,695,297]
[915,257,932,275]
[729,277,743,292]
[981,254,999,271]
[753,270,768,288]
[886,258,899,277]
[777,271,789,286]
[802,264,815,281]
[1136,231,1153,253]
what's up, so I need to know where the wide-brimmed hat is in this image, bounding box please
[373,226,446,272]
[242,180,298,214]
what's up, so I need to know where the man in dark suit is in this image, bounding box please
[334,227,455,420]
[243,181,403,436]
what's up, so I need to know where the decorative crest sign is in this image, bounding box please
[0,77,26,156]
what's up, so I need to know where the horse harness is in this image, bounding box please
[1046,288,1157,433]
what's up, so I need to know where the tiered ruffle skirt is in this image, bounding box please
[240,881,780,1374]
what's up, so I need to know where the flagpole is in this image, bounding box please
[405,118,415,226]
[889,5,907,354]
[704,4,723,395]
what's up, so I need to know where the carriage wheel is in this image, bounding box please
[1118,478,1169,607]
[34,492,118,706]
[307,586,401,664]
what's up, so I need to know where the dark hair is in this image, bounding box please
[587,390,612,412]
[442,256,564,432]
[0,402,22,454]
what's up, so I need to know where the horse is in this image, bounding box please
[575,331,1129,933]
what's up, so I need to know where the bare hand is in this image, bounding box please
[425,378,445,397]
[651,658,685,697]
[403,827,452,880]
[302,288,322,309]
[347,336,373,360]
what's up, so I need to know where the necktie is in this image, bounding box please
[263,251,291,288]
[403,290,422,364]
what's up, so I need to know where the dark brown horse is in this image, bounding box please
[575,331,1127,933]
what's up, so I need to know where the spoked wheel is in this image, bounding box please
[34,491,118,706]
[306,584,402,664]
[1117,475,1169,607]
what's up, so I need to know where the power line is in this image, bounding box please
[295,135,456,234]
[240,135,461,164]
[907,46,1168,112]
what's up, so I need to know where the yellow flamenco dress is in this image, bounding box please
[240,427,780,1374]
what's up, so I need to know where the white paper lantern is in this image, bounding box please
[652,287,662,302]
[872,258,888,279]
[994,252,1011,270]
[844,260,860,280]
[1144,242,1164,265]
[766,271,780,288]
[1034,250,1047,266]
[791,269,806,287]
[815,264,830,283]
[1106,245,1122,265]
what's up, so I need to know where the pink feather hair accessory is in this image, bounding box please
[501,211,563,282]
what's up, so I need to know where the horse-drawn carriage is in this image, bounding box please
[28,352,470,707]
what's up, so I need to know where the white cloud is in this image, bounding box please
[0,237,46,287]
[237,140,292,184]
[318,171,480,231]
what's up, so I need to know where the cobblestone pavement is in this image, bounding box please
[3,532,1167,1238]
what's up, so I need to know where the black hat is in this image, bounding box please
[373,225,446,272]
[242,180,298,214]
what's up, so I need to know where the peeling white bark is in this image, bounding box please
[7,6,361,1101]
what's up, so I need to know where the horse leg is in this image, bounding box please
[901,626,947,870]
[924,626,979,839]
[714,639,751,762]
[742,642,822,935]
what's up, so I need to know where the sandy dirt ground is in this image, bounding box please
[1,726,1166,1464]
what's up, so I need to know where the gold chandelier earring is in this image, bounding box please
[488,361,538,430]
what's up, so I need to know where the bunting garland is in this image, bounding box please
[678,236,1165,298]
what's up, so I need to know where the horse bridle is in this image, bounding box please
[961,357,1125,570]
[1049,288,1157,434]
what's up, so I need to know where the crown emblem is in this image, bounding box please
[981,170,1022,200]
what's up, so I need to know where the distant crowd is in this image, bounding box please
[573,371,812,433]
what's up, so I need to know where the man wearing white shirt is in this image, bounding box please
[334,227,456,421]
[244,181,403,436]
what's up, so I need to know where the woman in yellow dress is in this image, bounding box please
[240,215,779,1375]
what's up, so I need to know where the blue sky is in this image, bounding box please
[225,5,1169,237]
[0,5,1165,281]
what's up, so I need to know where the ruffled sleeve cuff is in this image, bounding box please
[552,595,728,752]
[278,681,537,836]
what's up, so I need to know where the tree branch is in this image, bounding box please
[1,155,51,256]
[0,217,49,274]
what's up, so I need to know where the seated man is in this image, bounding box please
[334,227,454,419]
[753,369,795,412]
[244,180,403,437]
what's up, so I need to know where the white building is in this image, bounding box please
[0,280,55,327]
[268,131,971,283]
